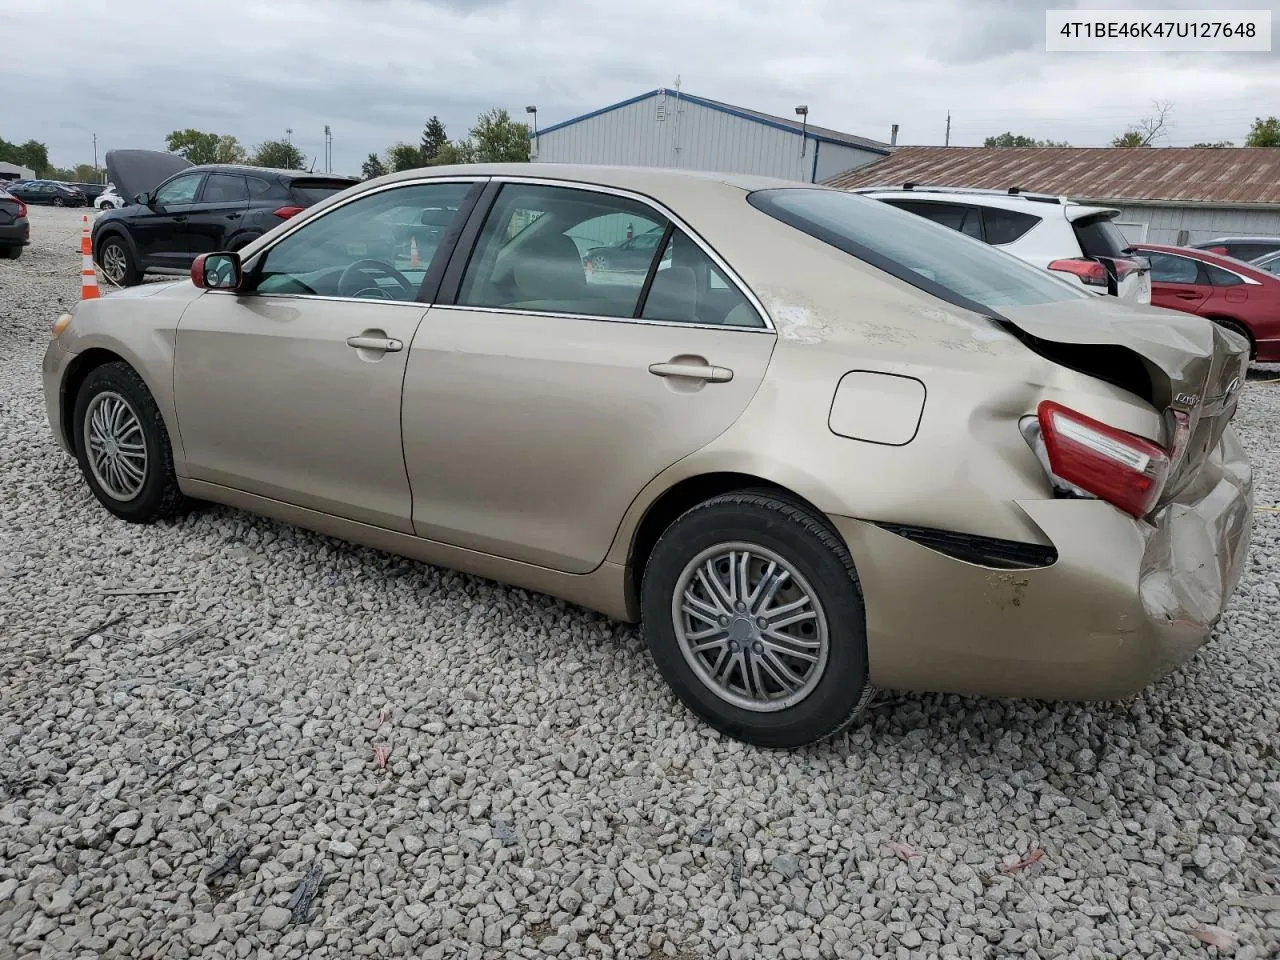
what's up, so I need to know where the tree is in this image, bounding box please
[385,143,423,172]
[1244,117,1280,147]
[361,153,387,179]
[0,137,50,175]
[420,116,448,163]
[432,139,475,166]
[983,132,1069,148]
[165,129,246,164]
[1191,141,1235,148]
[1112,100,1173,148]
[249,139,305,169]
[468,108,531,163]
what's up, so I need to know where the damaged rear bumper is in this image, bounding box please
[833,426,1253,701]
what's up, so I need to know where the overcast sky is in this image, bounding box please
[3,0,1278,175]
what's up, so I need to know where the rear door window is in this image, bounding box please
[883,200,984,240]
[1072,215,1131,258]
[199,174,249,204]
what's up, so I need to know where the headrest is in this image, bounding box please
[643,266,697,322]
[512,231,587,302]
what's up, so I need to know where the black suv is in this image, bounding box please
[93,149,357,286]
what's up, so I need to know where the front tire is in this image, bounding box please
[641,491,872,748]
[99,200,114,210]
[73,362,186,524]
[97,235,140,286]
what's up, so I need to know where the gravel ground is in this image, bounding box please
[2,205,1278,960]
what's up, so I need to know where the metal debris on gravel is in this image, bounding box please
[1,206,1278,958]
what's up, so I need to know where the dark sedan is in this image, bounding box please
[582,226,667,272]
[0,187,30,259]
[6,180,86,207]
[92,149,358,285]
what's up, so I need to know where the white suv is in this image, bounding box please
[851,185,1152,304]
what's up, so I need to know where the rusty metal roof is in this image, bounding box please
[823,147,1280,206]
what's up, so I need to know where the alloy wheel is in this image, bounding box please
[100,242,127,284]
[82,391,149,501]
[671,542,830,712]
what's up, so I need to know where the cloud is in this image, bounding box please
[3,0,1279,173]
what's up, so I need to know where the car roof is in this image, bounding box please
[1191,236,1280,245]
[366,162,815,195]
[184,163,359,181]
[1136,242,1273,277]
[848,185,1118,217]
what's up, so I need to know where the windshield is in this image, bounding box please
[747,187,1092,314]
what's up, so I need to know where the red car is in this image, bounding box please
[1135,243,1280,362]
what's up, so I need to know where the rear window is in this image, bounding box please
[1072,214,1132,258]
[747,187,1090,312]
[289,180,355,206]
[1205,263,1245,287]
[983,208,1041,245]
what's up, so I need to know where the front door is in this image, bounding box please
[172,179,480,533]
[133,171,205,265]
[402,181,776,574]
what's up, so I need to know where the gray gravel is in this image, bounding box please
[2,205,1279,959]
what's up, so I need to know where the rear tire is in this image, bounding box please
[640,491,872,748]
[228,233,262,252]
[1,246,20,260]
[99,200,114,210]
[72,362,187,524]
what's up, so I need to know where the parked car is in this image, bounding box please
[1191,236,1280,262]
[1251,249,1280,276]
[44,165,1252,748]
[68,182,108,204]
[7,179,86,207]
[94,185,124,210]
[92,149,359,285]
[582,226,667,272]
[1135,242,1280,362]
[0,187,30,259]
[852,185,1152,304]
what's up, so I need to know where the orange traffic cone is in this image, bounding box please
[80,215,100,300]
[409,236,420,267]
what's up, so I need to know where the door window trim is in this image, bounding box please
[226,176,489,305]
[432,175,773,333]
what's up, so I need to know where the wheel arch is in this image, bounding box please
[623,470,839,609]
[1203,314,1256,358]
[60,347,179,461]
[93,223,139,264]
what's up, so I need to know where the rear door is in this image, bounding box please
[1145,250,1210,312]
[400,179,776,574]
[1199,261,1253,317]
[186,172,250,253]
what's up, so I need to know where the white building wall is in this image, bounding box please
[534,92,884,182]
[1103,203,1280,245]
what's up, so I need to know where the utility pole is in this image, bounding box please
[92,133,98,179]
[945,111,951,147]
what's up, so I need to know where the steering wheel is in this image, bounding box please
[337,259,415,300]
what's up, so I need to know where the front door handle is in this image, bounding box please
[226,213,241,220]
[1175,292,1202,300]
[648,361,733,383]
[173,215,188,222]
[346,335,403,352]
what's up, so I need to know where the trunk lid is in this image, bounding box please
[999,298,1249,493]
[105,149,193,204]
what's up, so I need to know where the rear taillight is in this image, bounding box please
[273,206,304,220]
[16,200,26,218]
[1047,257,1108,287]
[1021,401,1170,518]
[1111,257,1142,279]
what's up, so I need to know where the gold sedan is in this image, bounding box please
[43,164,1254,747]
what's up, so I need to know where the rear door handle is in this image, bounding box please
[225,213,241,220]
[648,361,733,383]
[346,335,403,352]
[1175,292,1202,300]
[173,215,187,222]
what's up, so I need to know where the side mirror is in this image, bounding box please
[192,251,243,291]
[135,191,151,206]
